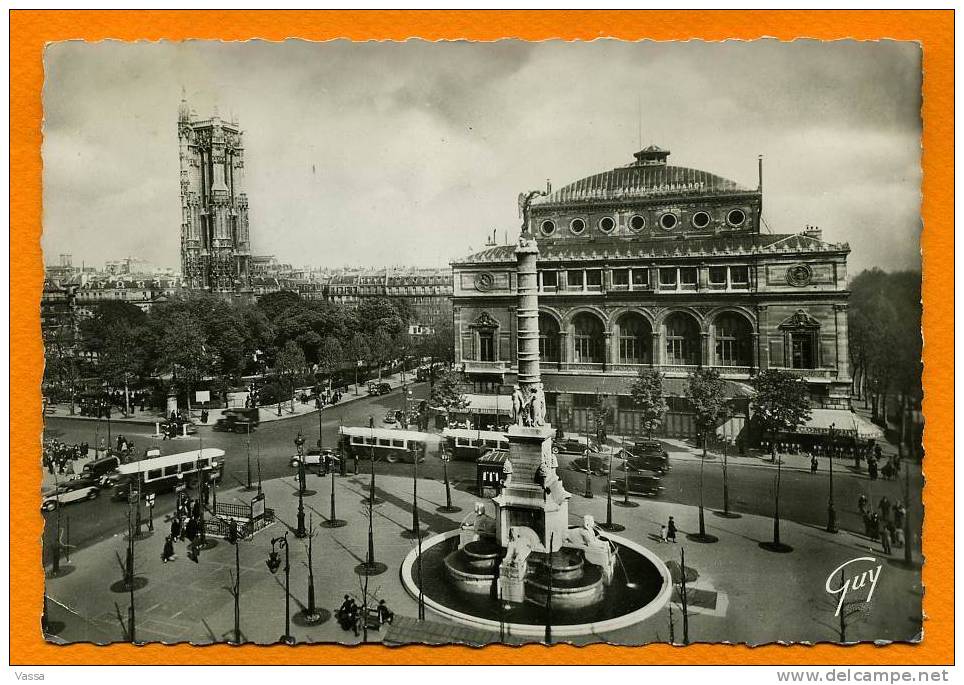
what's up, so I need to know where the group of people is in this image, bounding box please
[657,516,679,543]
[858,494,907,554]
[336,595,394,636]
[42,438,89,476]
[161,493,207,563]
[75,389,153,418]
[161,409,190,439]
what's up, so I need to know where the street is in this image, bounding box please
[41,381,923,560]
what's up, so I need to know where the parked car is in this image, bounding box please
[569,454,610,476]
[619,439,671,474]
[551,438,597,455]
[611,473,663,498]
[383,411,397,424]
[41,477,101,511]
[212,408,260,434]
[290,448,340,469]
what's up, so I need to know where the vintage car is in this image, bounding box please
[611,473,664,498]
[213,408,260,434]
[41,477,101,511]
[551,438,598,455]
[289,448,340,469]
[619,439,671,474]
[569,454,611,476]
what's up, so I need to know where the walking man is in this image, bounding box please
[667,516,678,543]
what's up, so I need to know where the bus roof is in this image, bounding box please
[339,426,431,442]
[441,428,509,441]
[113,448,225,476]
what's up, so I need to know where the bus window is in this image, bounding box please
[471,439,480,448]
[164,465,178,477]
[364,437,376,445]
[456,438,469,447]
[147,469,162,481]
[351,436,363,445]
[484,440,497,448]
[378,438,391,447]
[500,441,510,450]
[392,439,404,448]
[198,458,209,469]
[412,441,424,452]
[180,462,193,473]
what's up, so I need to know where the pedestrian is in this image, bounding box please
[881,525,892,555]
[161,536,176,563]
[810,455,818,474]
[200,409,209,424]
[879,496,892,524]
[369,415,375,429]
[666,516,678,543]
[170,515,182,541]
[659,524,668,543]
[377,599,394,625]
[894,500,906,529]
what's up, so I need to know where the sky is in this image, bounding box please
[42,39,922,276]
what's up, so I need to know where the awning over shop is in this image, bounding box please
[542,374,756,399]
[791,409,885,440]
[461,393,514,415]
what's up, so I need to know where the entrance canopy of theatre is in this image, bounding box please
[788,408,885,441]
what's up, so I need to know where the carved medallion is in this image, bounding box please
[474,272,495,292]
[786,264,813,287]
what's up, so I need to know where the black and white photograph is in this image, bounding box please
[39,39,924,647]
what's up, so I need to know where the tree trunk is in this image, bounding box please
[772,437,781,546]
[698,434,706,537]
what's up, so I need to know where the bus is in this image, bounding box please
[107,447,225,500]
[338,427,430,464]
[441,428,510,462]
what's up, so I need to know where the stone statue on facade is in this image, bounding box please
[530,384,547,427]
[511,385,526,427]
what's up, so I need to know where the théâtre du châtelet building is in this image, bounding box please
[451,145,852,439]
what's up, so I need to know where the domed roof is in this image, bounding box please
[532,146,754,206]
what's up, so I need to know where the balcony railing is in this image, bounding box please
[772,367,838,380]
[462,360,509,373]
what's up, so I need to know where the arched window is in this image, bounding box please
[572,313,605,363]
[538,313,560,363]
[617,313,652,364]
[714,313,753,367]
[664,312,701,366]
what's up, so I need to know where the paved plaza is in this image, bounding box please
[43,464,923,646]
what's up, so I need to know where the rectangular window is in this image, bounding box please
[180,462,194,473]
[667,397,694,412]
[709,266,727,284]
[679,267,698,285]
[351,436,363,445]
[364,436,376,445]
[611,269,629,286]
[567,270,584,288]
[586,270,602,288]
[456,437,469,447]
[198,458,209,469]
[731,266,750,284]
[479,332,495,362]
[147,469,162,481]
[392,439,404,448]
[632,269,649,287]
[659,268,677,286]
[573,394,595,408]
[542,271,558,288]
[164,465,178,477]
[791,333,816,369]
[378,438,391,447]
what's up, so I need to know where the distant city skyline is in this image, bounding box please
[43,39,922,276]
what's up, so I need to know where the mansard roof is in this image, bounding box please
[453,232,849,266]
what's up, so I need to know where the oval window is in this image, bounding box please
[541,220,556,236]
[599,217,615,233]
[692,211,710,229]
[659,213,678,230]
[629,215,646,232]
[727,209,746,227]
[570,218,586,235]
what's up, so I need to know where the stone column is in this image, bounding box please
[651,331,661,367]
[834,304,850,379]
[557,331,569,371]
[751,332,760,372]
[603,331,614,371]
[756,305,770,369]
[700,332,710,368]
[515,239,541,390]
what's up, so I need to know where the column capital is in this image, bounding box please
[755,305,768,313]
[833,303,849,311]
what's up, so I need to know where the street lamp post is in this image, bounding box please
[265,532,294,645]
[322,449,347,528]
[410,447,421,536]
[599,445,624,532]
[245,423,253,491]
[303,514,323,624]
[582,449,593,499]
[826,424,838,534]
[295,433,307,538]
[227,520,242,644]
[438,448,461,513]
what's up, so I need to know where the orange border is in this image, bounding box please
[11,10,953,666]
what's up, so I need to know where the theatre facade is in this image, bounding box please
[450,146,853,438]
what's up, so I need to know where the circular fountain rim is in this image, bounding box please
[400,529,674,638]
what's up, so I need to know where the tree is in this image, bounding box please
[430,369,469,417]
[318,337,343,376]
[371,329,395,381]
[629,369,668,439]
[149,309,212,413]
[685,368,729,541]
[751,369,812,550]
[257,290,304,321]
[275,341,306,413]
[415,313,455,386]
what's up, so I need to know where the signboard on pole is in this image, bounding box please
[175,482,186,494]
[195,390,211,404]
[250,494,266,520]
[145,493,155,507]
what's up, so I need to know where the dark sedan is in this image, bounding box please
[612,474,664,498]
[551,438,597,455]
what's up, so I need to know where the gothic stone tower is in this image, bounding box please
[178,92,251,291]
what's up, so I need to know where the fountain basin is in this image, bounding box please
[401,529,673,639]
